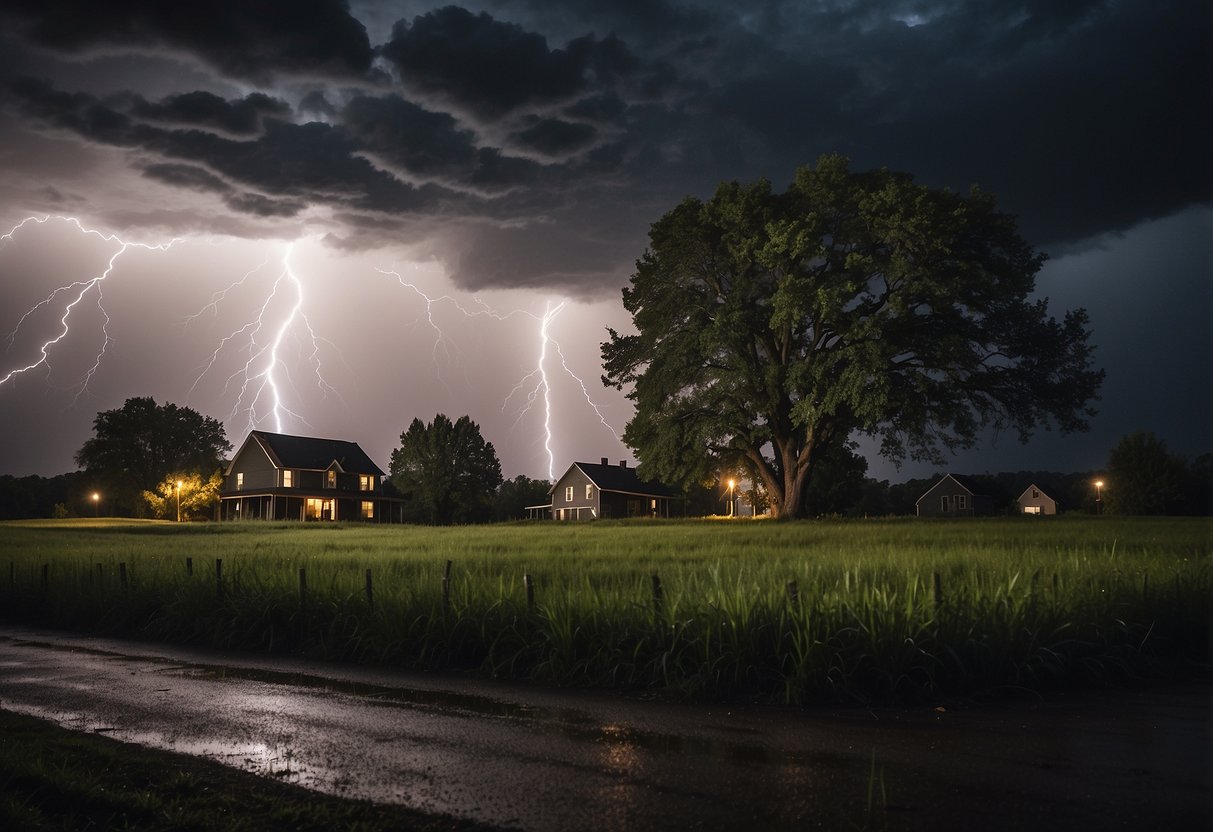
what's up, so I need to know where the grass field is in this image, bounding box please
[1,516,1208,704]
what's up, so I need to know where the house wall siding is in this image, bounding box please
[917,476,994,517]
[226,441,277,491]
[551,467,598,520]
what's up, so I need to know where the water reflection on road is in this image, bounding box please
[0,627,1207,831]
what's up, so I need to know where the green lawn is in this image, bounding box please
[2,516,1208,703]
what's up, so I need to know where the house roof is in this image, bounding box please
[238,430,385,476]
[1016,484,1054,502]
[915,473,989,505]
[555,461,680,498]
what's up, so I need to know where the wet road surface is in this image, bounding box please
[0,626,1208,831]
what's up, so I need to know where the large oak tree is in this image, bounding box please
[602,155,1103,519]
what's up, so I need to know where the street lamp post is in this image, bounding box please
[91,492,99,518]
[176,480,183,523]
[1094,480,1103,515]
[727,479,736,518]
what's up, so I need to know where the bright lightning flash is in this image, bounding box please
[0,216,176,396]
[378,267,620,480]
[1,216,338,438]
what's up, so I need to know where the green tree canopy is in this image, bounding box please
[493,475,552,521]
[75,397,231,514]
[389,414,503,524]
[602,155,1103,519]
[1104,431,1188,515]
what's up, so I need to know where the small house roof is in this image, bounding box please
[553,461,680,498]
[1016,483,1054,502]
[915,473,989,505]
[236,430,385,476]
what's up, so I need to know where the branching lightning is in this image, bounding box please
[378,267,620,480]
[1,217,622,479]
[187,243,342,437]
[0,216,176,393]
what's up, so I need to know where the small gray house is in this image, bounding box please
[1016,484,1057,515]
[219,431,404,522]
[541,458,680,520]
[916,474,996,518]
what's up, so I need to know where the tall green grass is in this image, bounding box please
[1,517,1208,704]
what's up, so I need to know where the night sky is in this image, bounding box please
[0,1,1208,484]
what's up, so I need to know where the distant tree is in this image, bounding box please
[1104,431,1188,515]
[1185,454,1213,516]
[802,438,868,516]
[493,475,552,521]
[142,470,224,521]
[75,397,230,515]
[602,154,1103,518]
[390,414,503,524]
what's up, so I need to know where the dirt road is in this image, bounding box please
[0,626,1207,830]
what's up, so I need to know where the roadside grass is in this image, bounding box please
[1,516,1208,704]
[0,708,492,831]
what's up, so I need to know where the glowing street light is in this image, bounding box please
[91,492,99,518]
[727,478,736,518]
[176,480,183,523]
[1094,480,1104,515]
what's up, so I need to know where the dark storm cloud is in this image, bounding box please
[131,91,291,136]
[0,0,374,83]
[141,162,231,193]
[379,6,655,121]
[2,0,1208,292]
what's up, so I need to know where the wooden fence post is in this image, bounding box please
[186,557,193,577]
[365,568,374,611]
[524,573,535,610]
[932,572,943,608]
[651,573,663,611]
[442,559,452,610]
[786,580,799,606]
[216,558,224,599]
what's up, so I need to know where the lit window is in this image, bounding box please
[283,470,293,488]
[326,470,336,489]
[585,484,594,500]
[1024,505,1041,515]
[360,474,373,491]
[361,501,374,519]
[236,472,243,490]
[1031,489,1039,498]
[565,486,574,502]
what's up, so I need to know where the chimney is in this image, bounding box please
[601,457,609,465]
[619,460,627,468]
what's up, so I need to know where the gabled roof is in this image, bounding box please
[234,430,384,476]
[554,461,679,498]
[1016,483,1054,502]
[916,473,988,504]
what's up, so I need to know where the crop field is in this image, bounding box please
[1,517,1208,704]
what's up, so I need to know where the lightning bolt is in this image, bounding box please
[187,243,342,437]
[0,216,177,393]
[377,267,619,480]
[1,216,338,439]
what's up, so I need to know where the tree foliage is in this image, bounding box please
[389,414,503,524]
[602,155,1103,518]
[1104,431,1189,515]
[493,475,552,521]
[142,470,224,521]
[75,397,231,514]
